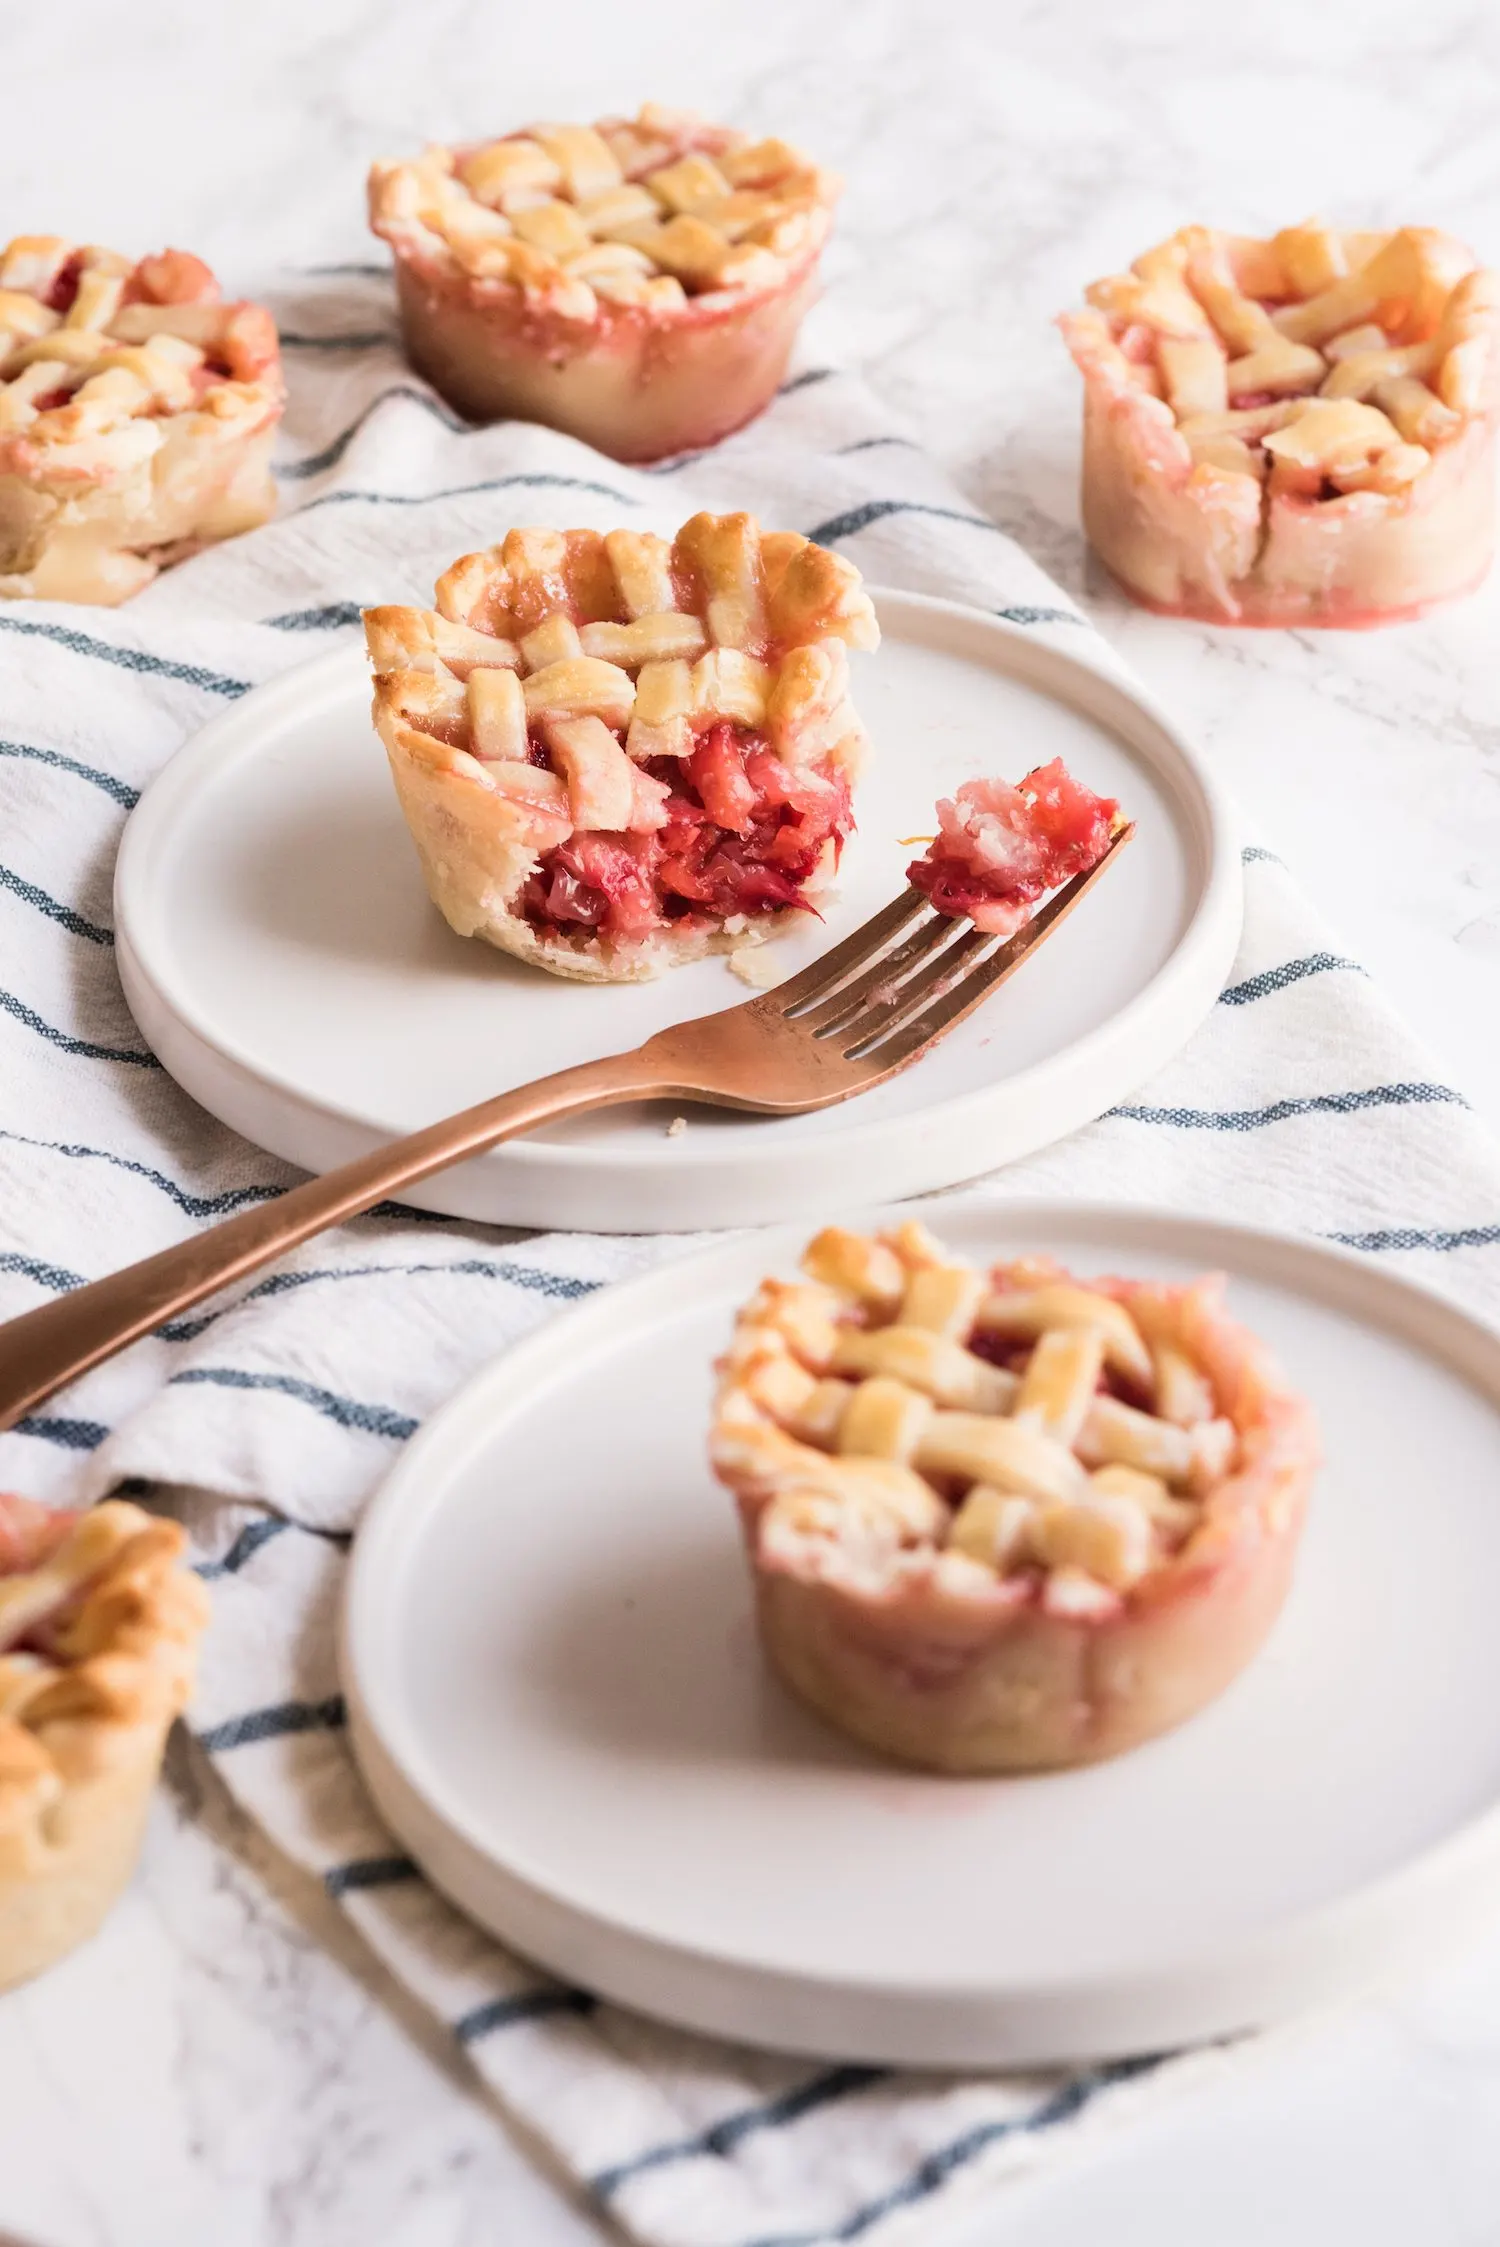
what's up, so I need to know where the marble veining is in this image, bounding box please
[4,1,1500,2240]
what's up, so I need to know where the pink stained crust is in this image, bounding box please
[0,1494,82,1577]
[1060,307,1497,627]
[388,243,820,463]
[728,1268,1320,1774]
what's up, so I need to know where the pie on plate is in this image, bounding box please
[363,512,879,983]
[906,759,1122,934]
[0,237,283,605]
[1,1493,210,1988]
[368,105,840,461]
[712,1224,1318,1771]
[1061,223,1499,625]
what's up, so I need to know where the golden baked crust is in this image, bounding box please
[364,514,879,984]
[1060,223,1499,625]
[368,106,839,459]
[712,1225,1319,1772]
[0,237,283,605]
[0,1494,210,1988]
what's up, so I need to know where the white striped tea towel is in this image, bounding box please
[3,267,1500,2247]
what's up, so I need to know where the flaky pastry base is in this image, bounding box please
[0,424,277,605]
[1,1498,209,1989]
[391,250,820,465]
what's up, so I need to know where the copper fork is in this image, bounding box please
[0,826,1131,1430]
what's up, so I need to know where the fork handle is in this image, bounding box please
[0,1047,670,1433]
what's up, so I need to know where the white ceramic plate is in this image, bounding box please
[115,593,1240,1233]
[342,1197,1500,2068]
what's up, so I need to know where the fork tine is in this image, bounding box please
[847,824,1135,1064]
[795,911,973,1035]
[830,920,999,1046]
[769,889,930,1011]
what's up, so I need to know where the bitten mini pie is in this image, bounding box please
[906,759,1121,934]
[713,1225,1318,1772]
[364,512,879,983]
[1061,223,1499,625]
[1,1492,210,1988]
[368,105,840,461]
[0,237,283,605]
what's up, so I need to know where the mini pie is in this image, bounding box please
[1,1492,210,1988]
[368,105,839,461]
[712,1225,1318,1772]
[364,512,879,983]
[1061,223,1499,625]
[0,237,284,605]
[906,760,1121,934]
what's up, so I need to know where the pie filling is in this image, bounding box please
[906,760,1120,935]
[364,515,879,978]
[520,725,853,943]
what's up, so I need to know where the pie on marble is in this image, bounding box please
[712,1225,1318,1771]
[364,513,879,983]
[1061,223,1498,625]
[906,760,1122,934]
[0,238,284,605]
[367,105,840,461]
[1,1492,210,1987]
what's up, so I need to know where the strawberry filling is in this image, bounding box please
[519,720,853,944]
[907,759,1117,936]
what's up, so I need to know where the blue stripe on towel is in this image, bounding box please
[168,1367,419,1440]
[992,603,1086,626]
[0,987,159,1066]
[728,2058,1161,2247]
[593,2069,888,2198]
[197,1694,348,1752]
[1110,1082,1465,1131]
[1331,1224,1500,1252]
[264,602,366,630]
[277,330,397,351]
[1219,953,1363,1005]
[279,384,470,477]
[324,1854,420,1899]
[12,1411,110,1451]
[804,499,997,547]
[196,1519,291,1579]
[0,862,114,945]
[0,738,140,806]
[293,469,639,518]
[0,615,250,696]
[455,1988,597,2043]
[0,1125,284,1216]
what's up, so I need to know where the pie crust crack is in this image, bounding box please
[1061,222,1499,625]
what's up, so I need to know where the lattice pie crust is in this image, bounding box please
[369,106,839,460]
[1,1495,210,1988]
[713,1225,1318,1771]
[1062,223,1498,625]
[0,237,283,605]
[364,512,879,982]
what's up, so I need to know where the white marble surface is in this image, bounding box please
[6,0,1500,2240]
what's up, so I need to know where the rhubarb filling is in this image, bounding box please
[906,760,1119,935]
[364,515,879,982]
